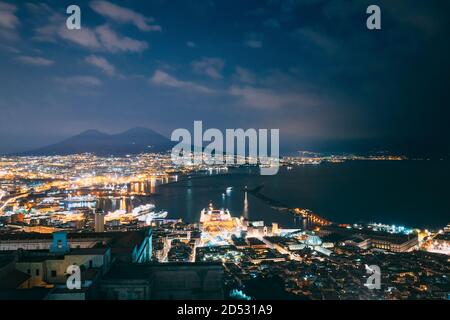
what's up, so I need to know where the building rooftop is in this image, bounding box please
[0,269,30,289]
[0,288,50,300]
[434,233,450,241]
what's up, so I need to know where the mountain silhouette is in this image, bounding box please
[18,127,174,156]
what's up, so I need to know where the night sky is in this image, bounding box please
[0,0,449,155]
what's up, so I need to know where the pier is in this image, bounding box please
[247,185,332,228]
[291,208,332,226]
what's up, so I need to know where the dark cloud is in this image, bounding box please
[0,0,448,157]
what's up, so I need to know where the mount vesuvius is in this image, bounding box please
[16,127,174,156]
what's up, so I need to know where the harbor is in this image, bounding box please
[247,185,331,229]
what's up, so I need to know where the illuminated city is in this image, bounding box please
[0,152,448,300]
[0,0,449,306]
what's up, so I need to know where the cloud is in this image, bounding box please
[186,41,196,48]
[90,0,161,31]
[150,70,214,94]
[59,26,103,49]
[33,10,102,48]
[95,24,148,53]
[244,33,263,48]
[291,28,338,54]
[85,55,116,76]
[233,66,256,84]
[16,55,54,66]
[191,57,225,79]
[34,9,148,53]
[55,75,102,86]
[0,2,19,29]
[0,2,19,40]
[244,40,263,48]
[0,44,19,53]
[229,85,317,109]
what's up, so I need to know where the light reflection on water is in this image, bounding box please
[97,161,450,229]
[151,162,450,229]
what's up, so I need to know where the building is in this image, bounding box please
[94,209,105,233]
[99,262,224,300]
[243,220,279,238]
[426,232,450,255]
[369,233,419,252]
[0,231,112,300]
[15,247,111,289]
[319,225,419,253]
[0,255,30,291]
[0,229,154,299]
[0,229,153,263]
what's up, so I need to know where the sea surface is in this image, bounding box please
[141,161,450,229]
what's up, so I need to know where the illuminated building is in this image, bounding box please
[369,234,419,252]
[0,230,153,263]
[320,225,419,253]
[200,203,233,224]
[199,203,242,246]
[427,233,450,255]
[444,224,450,233]
[94,209,106,233]
[305,235,323,247]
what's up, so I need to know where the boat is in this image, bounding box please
[200,202,233,223]
[137,211,168,224]
[132,203,155,216]
[60,195,96,209]
[105,209,128,221]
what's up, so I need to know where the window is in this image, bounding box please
[36,269,40,276]
[57,240,62,249]
[51,270,57,277]
[89,260,93,268]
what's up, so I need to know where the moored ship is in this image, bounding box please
[137,210,168,224]
[132,203,156,216]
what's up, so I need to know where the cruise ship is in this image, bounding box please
[105,209,128,222]
[200,203,233,223]
[132,203,155,216]
[199,203,243,246]
[133,204,167,223]
[104,203,167,225]
[136,210,168,224]
[60,195,96,210]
